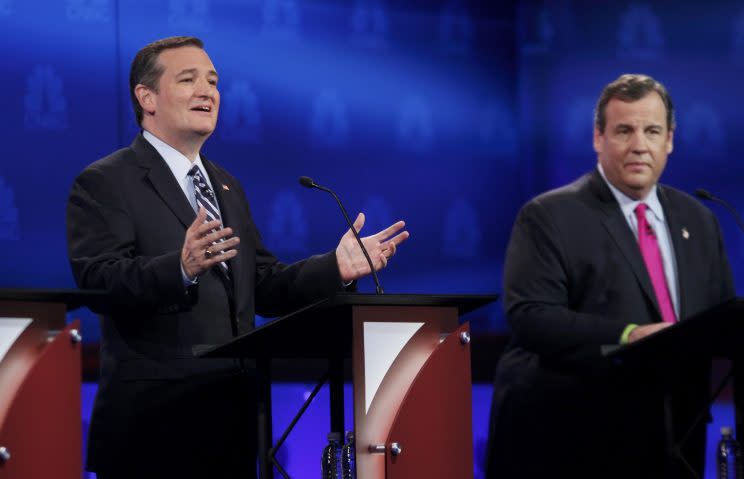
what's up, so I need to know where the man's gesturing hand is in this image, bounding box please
[336,212,409,282]
[181,207,240,280]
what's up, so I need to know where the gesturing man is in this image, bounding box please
[67,36,408,478]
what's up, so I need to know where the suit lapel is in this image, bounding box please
[587,170,663,320]
[132,134,196,230]
[658,186,688,319]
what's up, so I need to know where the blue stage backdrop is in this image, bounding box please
[0,0,516,335]
[2,1,744,477]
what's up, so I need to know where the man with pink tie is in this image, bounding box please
[487,74,735,478]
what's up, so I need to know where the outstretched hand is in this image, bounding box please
[336,213,409,282]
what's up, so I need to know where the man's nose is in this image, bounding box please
[194,78,214,97]
[630,131,649,153]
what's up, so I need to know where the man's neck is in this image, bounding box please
[596,162,655,202]
[141,127,205,162]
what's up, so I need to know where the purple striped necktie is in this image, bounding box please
[189,165,229,273]
[634,203,676,323]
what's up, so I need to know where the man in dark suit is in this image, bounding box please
[66,36,409,478]
[486,74,735,478]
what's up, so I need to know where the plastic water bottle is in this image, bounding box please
[718,426,743,479]
[341,431,356,479]
[321,432,343,479]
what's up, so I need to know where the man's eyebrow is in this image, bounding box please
[175,68,219,78]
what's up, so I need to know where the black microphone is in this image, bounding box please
[299,176,384,294]
[695,188,744,232]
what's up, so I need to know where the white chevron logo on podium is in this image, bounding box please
[363,321,423,414]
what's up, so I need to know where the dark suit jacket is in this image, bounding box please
[67,134,345,476]
[487,170,735,478]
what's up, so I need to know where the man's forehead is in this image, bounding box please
[605,94,667,124]
[159,46,216,73]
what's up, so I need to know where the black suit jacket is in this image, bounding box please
[487,170,735,478]
[67,134,344,475]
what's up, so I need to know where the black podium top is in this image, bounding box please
[603,298,744,366]
[0,288,107,312]
[197,293,498,359]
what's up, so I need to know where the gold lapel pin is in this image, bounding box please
[222,184,230,191]
[682,227,690,239]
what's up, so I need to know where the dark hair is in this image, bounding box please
[129,36,205,125]
[594,74,675,133]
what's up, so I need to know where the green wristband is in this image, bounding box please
[620,324,639,345]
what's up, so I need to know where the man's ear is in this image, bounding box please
[134,84,156,116]
[593,127,602,154]
[666,128,674,155]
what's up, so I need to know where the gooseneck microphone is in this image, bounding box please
[694,188,744,232]
[299,176,384,294]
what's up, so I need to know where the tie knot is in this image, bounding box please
[189,165,213,199]
[188,165,202,179]
[635,203,655,237]
[634,203,648,219]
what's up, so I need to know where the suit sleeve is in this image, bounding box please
[253,245,345,318]
[503,200,627,366]
[66,165,192,314]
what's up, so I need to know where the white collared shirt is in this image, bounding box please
[142,130,221,217]
[597,163,680,317]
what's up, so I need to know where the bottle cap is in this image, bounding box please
[721,426,733,436]
[328,432,343,441]
[346,431,355,440]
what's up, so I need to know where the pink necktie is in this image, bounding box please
[634,203,676,323]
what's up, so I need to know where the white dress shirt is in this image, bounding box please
[142,130,222,217]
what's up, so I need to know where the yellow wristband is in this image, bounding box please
[620,324,639,345]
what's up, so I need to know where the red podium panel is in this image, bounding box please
[352,305,462,478]
[0,291,95,479]
[385,322,473,478]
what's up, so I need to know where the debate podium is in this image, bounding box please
[0,289,101,479]
[604,298,744,476]
[199,292,497,479]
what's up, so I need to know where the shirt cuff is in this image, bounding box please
[619,324,639,345]
[181,263,199,287]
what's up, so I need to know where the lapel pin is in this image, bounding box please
[222,184,230,191]
[682,227,690,239]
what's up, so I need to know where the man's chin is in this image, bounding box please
[192,127,216,137]
[623,172,654,188]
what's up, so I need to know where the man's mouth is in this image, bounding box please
[191,105,212,112]
[625,161,649,168]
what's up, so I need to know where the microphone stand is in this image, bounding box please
[695,189,744,232]
[300,176,384,294]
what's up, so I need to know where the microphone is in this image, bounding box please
[299,176,384,294]
[694,188,744,232]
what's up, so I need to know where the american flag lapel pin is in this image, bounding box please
[222,184,230,191]
[682,227,690,239]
